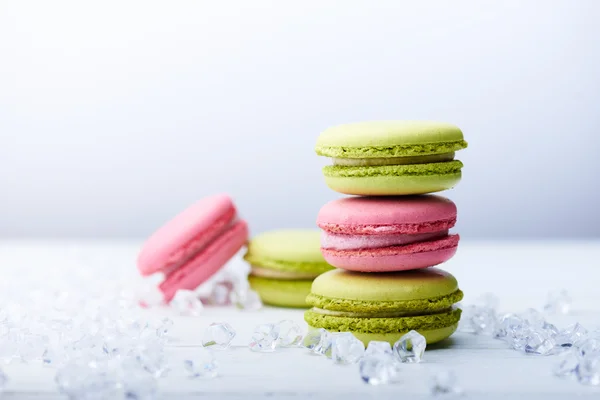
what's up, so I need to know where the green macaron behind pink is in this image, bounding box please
[137,194,248,302]
[317,195,459,272]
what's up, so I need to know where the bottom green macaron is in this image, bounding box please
[304,268,463,345]
[249,275,314,308]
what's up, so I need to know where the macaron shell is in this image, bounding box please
[138,194,236,275]
[160,220,248,301]
[245,229,326,265]
[304,308,461,345]
[248,275,313,308]
[321,235,459,272]
[323,169,461,196]
[316,121,466,158]
[311,323,459,346]
[317,195,457,231]
[311,268,459,302]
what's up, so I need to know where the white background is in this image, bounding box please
[1,0,599,239]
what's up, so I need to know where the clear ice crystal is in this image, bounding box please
[205,282,232,306]
[430,370,463,396]
[249,324,279,353]
[365,341,392,357]
[359,354,400,385]
[302,328,331,355]
[0,367,8,392]
[519,308,545,328]
[493,313,523,340]
[55,363,121,399]
[121,365,159,400]
[544,289,572,315]
[555,323,588,349]
[202,322,236,350]
[155,318,174,339]
[170,290,204,317]
[554,350,580,377]
[275,320,303,347]
[393,330,426,363]
[576,353,600,386]
[467,306,496,335]
[184,348,218,379]
[229,288,262,311]
[331,332,364,365]
[524,330,556,355]
[578,338,600,357]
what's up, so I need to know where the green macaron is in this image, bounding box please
[315,121,467,195]
[304,268,463,345]
[244,229,334,308]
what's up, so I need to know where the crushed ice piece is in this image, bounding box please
[359,354,400,385]
[544,289,571,315]
[203,282,233,306]
[155,318,174,339]
[184,348,218,379]
[202,323,236,350]
[464,305,496,335]
[0,367,7,392]
[393,330,426,363]
[555,323,588,349]
[302,328,331,355]
[275,320,303,347]
[493,313,523,340]
[365,341,393,357]
[430,370,463,396]
[170,290,204,317]
[554,350,580,377]
[524,330,556,355]
[55,363,121,399]
[229,288,262,311]
[519,308,545,328]
[249,324,279,353]
[331,332,364,365]
[576,353,600,386]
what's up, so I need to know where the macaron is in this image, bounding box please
[304,268,463,345]
[244,230,334,308]
[315,121,467,195]
[317,195,459,272]
[137,194,248,302]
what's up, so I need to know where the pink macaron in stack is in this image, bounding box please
[137,194,248,303]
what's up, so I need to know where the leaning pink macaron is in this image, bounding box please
[137,194,248,302]
[317,195,459,272]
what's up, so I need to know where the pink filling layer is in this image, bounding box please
[321,230,448,250]
[318,218,456,235]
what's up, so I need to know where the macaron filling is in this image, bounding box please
[316,139,468,159]
[323,160,463,178]
[304,307,462,333]
[321,230,448,251]
[310,307,453,318]
[306,289,463,314]
[250,266,319,280]
[332,152,455,166]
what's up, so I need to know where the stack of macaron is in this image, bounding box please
[305,121,468,345]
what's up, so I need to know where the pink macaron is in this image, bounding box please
[317,195,459,272]
[137,194,248,302]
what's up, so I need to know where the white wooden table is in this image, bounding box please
[0,240,599,399]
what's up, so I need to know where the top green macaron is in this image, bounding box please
[316,121,467,195]
[243,229,333,276]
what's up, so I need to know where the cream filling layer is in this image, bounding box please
[250,266,318,280]
[311,307,452,318]
[321,230,448,250]
[332,152,455,166]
